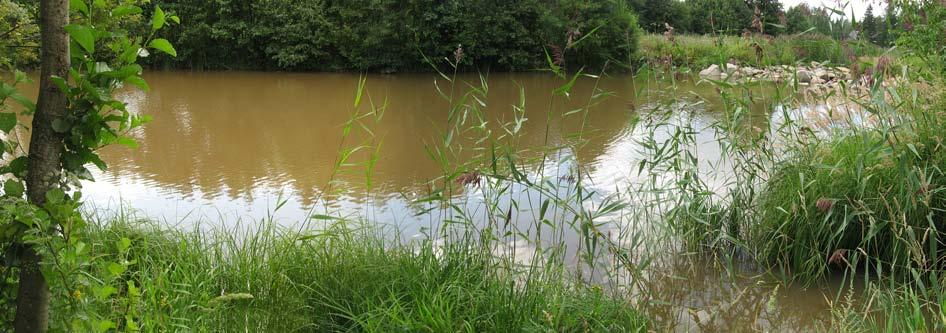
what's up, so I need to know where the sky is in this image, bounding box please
[779,0,887,19]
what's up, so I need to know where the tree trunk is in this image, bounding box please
[14,0,69,331]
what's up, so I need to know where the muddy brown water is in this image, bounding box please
[13,71,851,331]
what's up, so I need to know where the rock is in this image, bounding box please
[724,63,739,75]
[795,69,814,83]
[699,64,722,77]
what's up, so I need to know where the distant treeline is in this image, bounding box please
[0,0,901,72]
[635,0,898,46]
[142,0,640,72]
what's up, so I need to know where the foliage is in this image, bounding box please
[894,0,946,74]
[687,0,753,35]
[629,0,691,33]
[638,33,883,69]
[0,1,176,330]
[0,0,38,68]
[144,0,640,72]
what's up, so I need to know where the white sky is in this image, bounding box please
[779,0,888,19]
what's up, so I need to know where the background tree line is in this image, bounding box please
[636,0,899,45]
[140,0,640,72]
[0,0,901,72]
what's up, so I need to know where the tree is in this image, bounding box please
[688,0,753,34]
[2,1,174,330]
[785,4,813,34]
[13,0,68,330]
[746,0,785,35]
[863,5,877,43]
[631,0,691,32]
[0,0,39,67]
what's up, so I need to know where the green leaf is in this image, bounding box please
[3,180,24,198]
[5,156,28,176]
[45,188,65,205]
[148,39,176,57]
[70,0,89,16]
[0,113,16,133]
[124,75,149,91]
[49,76,70,95]
[93,285,117,300]
[107,262,126,277]
[117,137,138,148]
[117,237,131,252]
[64,24,95,54]
[169,15,180,24]
[151,6,166,31]
[112,5,142,18]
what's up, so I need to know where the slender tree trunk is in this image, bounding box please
[14,0,69,332]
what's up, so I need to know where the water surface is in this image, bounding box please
[16,71,844,331]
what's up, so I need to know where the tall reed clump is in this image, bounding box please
[754,94,946,282]
[60,215,648,332]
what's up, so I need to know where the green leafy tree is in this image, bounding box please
[0,0,39,68]
[1,0,176,330]
[631,0,691,32]
[746,0,785,35]
[545,0,640,70]
[785,4,813,34]
[688,0,753,34]
[862,5,878,43]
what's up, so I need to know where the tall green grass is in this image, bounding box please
[50,216,647,332]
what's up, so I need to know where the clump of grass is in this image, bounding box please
[753,92,946,282]
[58,217,648,332]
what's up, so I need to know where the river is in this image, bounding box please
[14,71,848,331]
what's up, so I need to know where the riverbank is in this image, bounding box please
[6,218,647,331]
[639,33,885,69]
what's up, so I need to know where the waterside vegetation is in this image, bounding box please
[1,0,946,331]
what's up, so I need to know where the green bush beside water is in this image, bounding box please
[12,219,647,332]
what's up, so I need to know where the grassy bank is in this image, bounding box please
[6,218,647,332]
[639,33,885,69]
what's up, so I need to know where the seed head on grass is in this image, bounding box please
[828,249,849,267]
[816,198,834,213]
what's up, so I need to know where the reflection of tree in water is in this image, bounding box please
[96,72,647,207]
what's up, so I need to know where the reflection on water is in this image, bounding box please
[17,71,842,331]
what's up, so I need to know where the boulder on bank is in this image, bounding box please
[795,69,814,83]
[699,64,723,78]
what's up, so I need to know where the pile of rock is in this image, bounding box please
[698,61,903,102]
[698,61,853,86]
